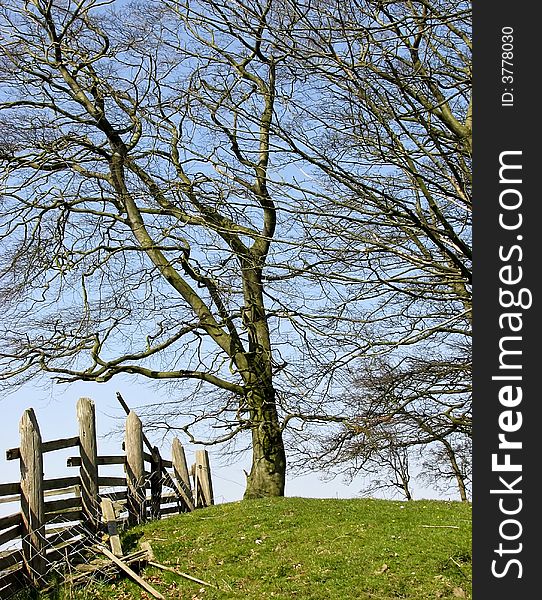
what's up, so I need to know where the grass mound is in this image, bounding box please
[38,497,472,599]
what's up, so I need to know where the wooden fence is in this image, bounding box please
[0,397,214,598]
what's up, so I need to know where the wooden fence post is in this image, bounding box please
[77,397,99,530]
[125,411,146,525]
[171,438,195,511]
[194,450,214,508]
[19,408,46,585]
[149,446,162,521]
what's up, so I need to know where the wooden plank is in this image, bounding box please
[159,493,180,503]
[96,545,165,600]
[42,436,80,453]
[0,494,20,505]
[159,501,180,510]
[101,498,123,557]
[44,496,82,514]
[77,397,99,531]
[149,446,162,521]
[43,476,81,491]
[45,485,80,499]
[0,512,22,531]
[194,450,214,507]
[99,490,127,502]
[143,452,172,469]
[62,548,149,588]
[45,523,84,535]
[0,549,23,572]
[157,504,181,517]
[98,476,128,488]
[148,561,215,588]
[6,436,80,460]
[99,455,126,465]
[44,510,84,525]
[0,482,20,497]
[0,524,21,547]
[6,446,23,461]
[46,527,85,548]
[0,567,26,596]
[125,411,146,526]
[67,455,126,467]
[19,408,46,584]
[172,439,194,510]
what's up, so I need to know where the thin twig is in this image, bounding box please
[148,560,216,588]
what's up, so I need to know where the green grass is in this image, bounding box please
[37,497,472,600]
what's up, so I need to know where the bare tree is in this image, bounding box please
[269,0,471,356]
[418,436,471,502]
[263,0,472,487]
[0,0,296,498]
[306,353,471,500]
[0,0,471,499]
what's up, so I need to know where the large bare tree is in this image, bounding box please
[0,0,471,499]
[264,0,472,492]
[0,0,296,498]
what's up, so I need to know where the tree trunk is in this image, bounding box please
[402,484,413,501]
[243,387,286,499]
[442,439,469,502]
[239,264,286,499]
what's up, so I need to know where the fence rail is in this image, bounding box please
[0,397,214,599]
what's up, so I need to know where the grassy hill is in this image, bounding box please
[40,497,472,600]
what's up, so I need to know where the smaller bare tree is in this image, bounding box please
[307,353,471,501]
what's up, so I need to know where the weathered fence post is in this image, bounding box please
[149,446,162,520]
[19,408,46,585]
[194,450,214,508]
[125,411,146,525]
[172,438,195,511]
[77,397,99,530]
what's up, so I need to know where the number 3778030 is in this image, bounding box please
[501,27,514,84]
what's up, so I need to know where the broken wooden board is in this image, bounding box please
[101,497,123,557]
[62,548,149,589]
[96,545,165,600]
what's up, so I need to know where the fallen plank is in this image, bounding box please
[41,548,150,594]
[67,549,149,584]
[148,560,216,589]
[96,545,165,600]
